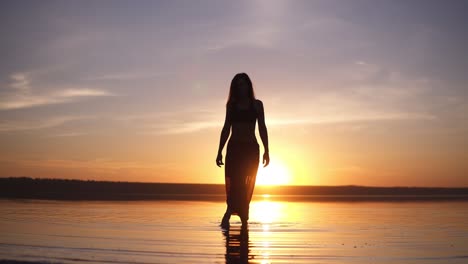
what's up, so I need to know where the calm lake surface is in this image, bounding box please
[0,198,467,264]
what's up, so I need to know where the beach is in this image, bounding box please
[0,197,467,263]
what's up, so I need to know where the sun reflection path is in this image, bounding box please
[251,199,282,225]
[249,195,286,264]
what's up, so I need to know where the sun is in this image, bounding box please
[256,158,291,186]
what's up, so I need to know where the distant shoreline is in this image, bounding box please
[1,177,467,202]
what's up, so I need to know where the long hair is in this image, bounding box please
[226,72,256,107]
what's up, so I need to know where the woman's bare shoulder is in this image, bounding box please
[253,99,263,112]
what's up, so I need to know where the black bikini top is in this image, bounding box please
[229,99,258,123]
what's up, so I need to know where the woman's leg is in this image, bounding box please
[241,142,259,224]
[221,208,231,228]
[221,177,232,228]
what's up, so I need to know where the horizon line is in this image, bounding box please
[2,176,467,189]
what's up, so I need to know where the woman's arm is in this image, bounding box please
[217,104,232,155]
[257,100,269,154]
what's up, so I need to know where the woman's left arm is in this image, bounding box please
[257,100,270,167]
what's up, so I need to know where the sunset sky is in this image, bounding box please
[1,0,467,187]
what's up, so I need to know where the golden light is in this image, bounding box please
[250,199,283,225]
[256,158,291,186]
[251,198,281,264]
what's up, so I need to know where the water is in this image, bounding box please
[0,198,467,263]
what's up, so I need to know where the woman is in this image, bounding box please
[216,72,270,228]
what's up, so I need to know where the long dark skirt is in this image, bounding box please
[224,140,260,221]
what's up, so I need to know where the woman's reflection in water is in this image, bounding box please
[223,225,252,264]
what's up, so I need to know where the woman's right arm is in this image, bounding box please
[217,104,232,156]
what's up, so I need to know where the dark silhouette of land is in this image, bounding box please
[1,177,467,202]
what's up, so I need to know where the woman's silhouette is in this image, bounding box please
[216,72,270,228]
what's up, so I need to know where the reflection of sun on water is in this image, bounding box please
[250,196,285,264]
[256,159,291,186]
[251,199,282,225]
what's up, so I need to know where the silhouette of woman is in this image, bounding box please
[216,72,270,228]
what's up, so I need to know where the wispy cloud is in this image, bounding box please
[44,131,89,137]
[0,157,177,171]
[118,107,221,135]
[0,73,117,110]
[0,114,98,132]
[203,1,289,52]
[83,71,174,81]
[128,104,436,136]
[135,112,435,136]
[140,120,220,135]
[268,112,436,127]
[9,73,30,92]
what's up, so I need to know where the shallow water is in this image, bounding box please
[0,198,467,263]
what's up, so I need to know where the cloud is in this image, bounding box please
[103,60,440,136]
[118,108,221,135]
[0,73,117,110]
[127,102,436,136]
[0,157,177,172]
[140,120,220,135]
[202,1,290,52]
[267,112,436,127]
[135,112,435,136]
[0,114,98,132]
[9,73,30,92]
[83,71,174,81]
[44,131,89,137]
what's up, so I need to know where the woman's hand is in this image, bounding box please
[263,152,270,167]
[216,153,224,167]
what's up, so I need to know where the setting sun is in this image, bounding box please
[256,159,291,186]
